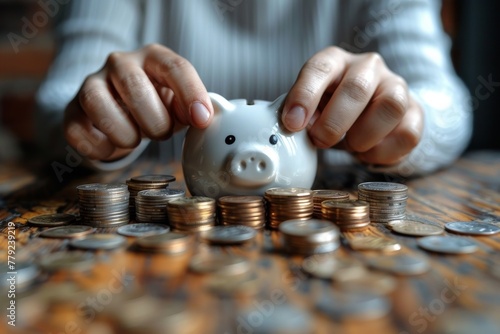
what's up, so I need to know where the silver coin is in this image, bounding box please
[390,220,444,236]
[70,234,127,250]
[39,225,95,239]
[358,182,408,193]
[279,219,339,237]
[129,174,176,183]
[28,213,76,227]
[138,188,185,198]
[77,183,128,193]
[0,262,39,291]
[366,254,430,275]
[117,223,170,237]
[38,252,94,272]
[417,236,478,254]
[200,225,257,244]
[445,221,500,236]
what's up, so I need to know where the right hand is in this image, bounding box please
[63,44,213,161]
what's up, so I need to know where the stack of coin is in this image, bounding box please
[357,182,408,223]
[279,219,340,255]
[321,200,371,231]
[218,196,266,229]
[264,187,314,229]
[167,196,216,232]
[135,189,185,224]
[77,183,129,227]
[126,175,176,217]
[312,190,350,218]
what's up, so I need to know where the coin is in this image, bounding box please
[0,262,39,292]
[265,187,314,229]
[302,255,366,280]
[135,232,193,254]
[39,225,95,238]
[417,236,478,254]
[189,253,250,276]
[129,174,176,184]
[357,181,408,223]
[200,225,257,244]
[366,254,430,275]
[444,221,500,236]
[348,236,401,252]
[358,182,408,193]
[237,305,313,334]
[69,234,127,250]
[390,219,444,236]
[218,196,266,229]
[38,252,94,272]
[280,219,340,255]
[117,223,170,237]
[321,200,371,231]
[28,213,76,227]
[135,188,185,224]
[336,272,397,295]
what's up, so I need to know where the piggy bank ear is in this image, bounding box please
[208,92,235,114]
[269,93,287,112]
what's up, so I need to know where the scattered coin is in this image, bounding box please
[0,262,39,292]
[200,225,257,245]
[38,252,94,272]
[358,182,408,223]
[445,221,500,236]
[280,219,340,255]
[302,254,366,280]
[348,236,401,252]
[135,232,193,254]
[417,235,478,254]
[70,234,127,250]
[390,219,444,236]
[117,223,170,237]
[189,253,251,276]
[265,187,314,229]
[366,254,430,275]
[28,213,76,227]
[218,195,266,229]
[39,225,95,239]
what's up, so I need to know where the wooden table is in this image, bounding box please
[1,151,500,334]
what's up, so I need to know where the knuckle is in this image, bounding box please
[160,54,191,75]
[144,43,164,53]
[79,80,105,112]
[378,91,408,123]
[342,75,372,101]
[399,128,420,151]
[304,59,333,79]
[144,121,172,140]
[364,52,384,66]
[321,118,345,142]
[118,72,149,92]
[106,51,123,67]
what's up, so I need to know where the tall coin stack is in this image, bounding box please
[126,175,176,217]
[357,182,408,223]
[135,189,185,224]
[167,196,216,233]
[77,183,129,227]
[279,219,340,255]
[218,196,266,229]
[264,188,314,229]
[312,190,350,218]
[321,200,371,231]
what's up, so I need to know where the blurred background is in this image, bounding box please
[0,0,499,163]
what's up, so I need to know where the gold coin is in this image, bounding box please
[390,220,444,236]
[348,236,401,252]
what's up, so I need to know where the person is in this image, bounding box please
[36,0,472,178]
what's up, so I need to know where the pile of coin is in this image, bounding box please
[126,175,176,217]
[167,196,216,232]
[312,190,350,218]
[77,183,129,227]
[321,200,371,231]
[279,219,340,255]
[264,188,314,229]
[218,196,266,229]
[135,189,185,224]
[357,182,408,223]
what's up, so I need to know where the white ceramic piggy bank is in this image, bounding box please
[182,93,317,197]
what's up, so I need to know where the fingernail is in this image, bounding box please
[284,106,306,130]
[190,102,211,127]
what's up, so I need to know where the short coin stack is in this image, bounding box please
[218,196,266,229]
[321,200,371,231]
[264,188,314,229]
[77,183,129,227]
[167,196,216,233]
[126,175,176,217]
[279,219,340,255]
[312,190,350,218]
[357,182,408,223]
[135,189,185,224]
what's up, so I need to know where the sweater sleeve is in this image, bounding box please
[333,0,472,178]
[35,0,145,164]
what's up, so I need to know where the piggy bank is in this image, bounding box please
[182,93,317,197]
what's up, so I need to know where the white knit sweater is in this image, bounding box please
[36,0,472,177]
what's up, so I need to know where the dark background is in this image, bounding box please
[0,0,499,162]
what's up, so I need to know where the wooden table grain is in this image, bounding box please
[1,151,500,334]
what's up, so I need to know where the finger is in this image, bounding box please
[64,99,116,160]
[345,75,408,152]
[79,74,141,148]
[143,44,212,128]
[356,102,423,165]
[106,52,173,140]
[309,53,382,148]
[283,47,347,131]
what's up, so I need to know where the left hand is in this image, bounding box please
[282,46,423,166]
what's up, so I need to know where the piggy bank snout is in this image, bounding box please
[229,145,278,187]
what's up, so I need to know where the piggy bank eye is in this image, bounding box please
[225,135,236,145]
[269,134,278,145]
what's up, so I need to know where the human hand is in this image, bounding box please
[282,46,423,165]
[63,44,213,161]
